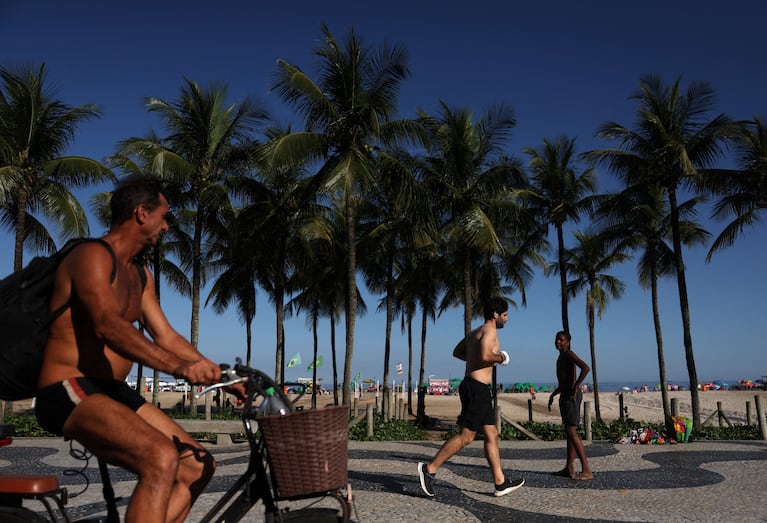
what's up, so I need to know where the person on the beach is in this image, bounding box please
[547,330,593,480]
[417,297,525,497]
[35,176,244,522]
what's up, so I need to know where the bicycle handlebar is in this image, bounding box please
[194,359,293,401]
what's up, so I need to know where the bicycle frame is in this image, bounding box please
[0,423,119,523]
[197,370,277,522]
[197,361,350,523]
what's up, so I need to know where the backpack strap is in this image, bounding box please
[88,238,118,283]
[132,257,147,290]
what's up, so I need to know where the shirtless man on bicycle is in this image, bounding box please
[35,176,238,523]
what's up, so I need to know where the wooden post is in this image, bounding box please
[495,406,502,435]
[366,403,374,438]
[583,401,592,441]
[618,393,624,421]
[746,401,752,426]
[755,395,767,441]
[204,392,211,421]
[670,398,679,417]
[717,401,723,427]
[527,399,534,423]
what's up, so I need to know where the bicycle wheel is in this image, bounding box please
[0,506,49,523]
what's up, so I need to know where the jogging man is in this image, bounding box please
[417,297,525,497]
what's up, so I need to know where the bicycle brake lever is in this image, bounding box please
[195,376,248,399]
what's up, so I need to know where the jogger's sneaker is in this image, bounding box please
[417,462,436,497]
[494,477,525,497]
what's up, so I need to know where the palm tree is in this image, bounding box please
[0,63,113,271]
[520,135,596,333]
[562,229,629,422]
[707,116,767,260]
[287,209,367,407]
[596,183,709,436]
[399,248,445,426]
[269,24,412,404]
[243,127,333,383]
[393,277,418,416]
[286,278,323,410]
[591,74,737,430]
[205,205,258,367]
[419,101,527,334]
[119,79,268,361]
[358,151,435,418]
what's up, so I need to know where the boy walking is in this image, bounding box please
[547,330,593,480]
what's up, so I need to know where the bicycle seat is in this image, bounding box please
[0,474,60,495]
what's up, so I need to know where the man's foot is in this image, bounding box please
[417,462,435,496]
[574,472,593,480]
[494,477,525,497]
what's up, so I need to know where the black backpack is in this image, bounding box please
[0,238,118,401]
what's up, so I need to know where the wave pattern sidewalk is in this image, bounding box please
[3,438,766,522]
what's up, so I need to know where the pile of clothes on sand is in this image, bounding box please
[613,416,692,444]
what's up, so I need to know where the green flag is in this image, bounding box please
[307,355,323,371]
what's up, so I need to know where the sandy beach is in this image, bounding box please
[8,388,766,427]
[406,389,767,426]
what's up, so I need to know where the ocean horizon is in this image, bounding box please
[499,380,710,393]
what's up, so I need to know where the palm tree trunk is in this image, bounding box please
[152,248,162,407]
[668,188,701,430]
[587,291,601,422]
[649,256,673,436]
[190,211,203,416]
[3,190,29,418]
[274,282,285,384]
[462,250,472,336]
[331,317,339,406]
[13,187,29,271]
[417,306,428,426]
[382,255,394,418]
[342,195,357,406]
[407,315,414,416]
[312,313,318,410]
[557,224,569,332]
[246,321,252,368]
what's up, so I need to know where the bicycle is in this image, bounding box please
[0,359,355,522]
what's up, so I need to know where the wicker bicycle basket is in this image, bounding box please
[258,405,349,499]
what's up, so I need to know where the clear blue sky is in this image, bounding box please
[2,1,766,388]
